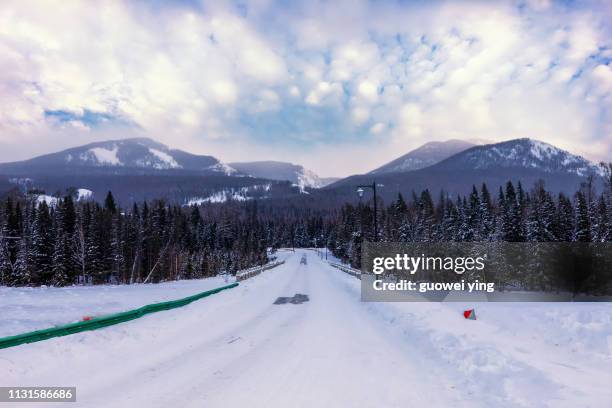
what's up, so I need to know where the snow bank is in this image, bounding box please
[328,271,612,406]
[0,276,234,337]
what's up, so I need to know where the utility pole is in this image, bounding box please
[356,181,379,242]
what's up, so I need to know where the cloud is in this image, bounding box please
[0,0,610,175]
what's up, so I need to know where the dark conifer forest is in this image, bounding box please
[1,168,611,287]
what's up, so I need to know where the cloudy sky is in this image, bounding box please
[0,0,610,176]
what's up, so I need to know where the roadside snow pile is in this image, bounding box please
[328,269,612,406]
[0,276,234,337]
[389,302,612,406]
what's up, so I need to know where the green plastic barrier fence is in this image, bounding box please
[0,282,238,350]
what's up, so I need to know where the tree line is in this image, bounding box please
[328,171,612,269]
[0,193,279,286]
[1,168,611,287]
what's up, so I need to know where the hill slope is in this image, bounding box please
[0,138,306,205]
[369,139,475,174]
[229,161,325,189]
[0,138,237,176]
[327,138,603,200]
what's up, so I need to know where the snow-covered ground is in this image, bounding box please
[0,276,234,337]
[2,249,612,407]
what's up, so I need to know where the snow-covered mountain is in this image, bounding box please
[1,136,602,205]
[228,161,327,190]
[0,138,238,176]
[0,138,308,205]
[435,138,603,176]
[369,139,476,174]
[327,138,604,198]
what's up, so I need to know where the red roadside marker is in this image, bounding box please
[463,309,476,320]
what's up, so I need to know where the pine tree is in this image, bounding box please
[50,197,76,285]
[501,181,524,241]
[574,191,591,242]
[526,181,556,242]
[72,204,89,284]
[86,206,106,283]
[51,231,71,286]
[593,195,610,242]
[62,195,77,235]
[109,214,125,281]
[3,197,21,265]
[440,197,459,242]
[465,185,481,241]
[416,189,435,242]
[555,193,574,242]
[0,235,13,285]
[479,183,494,240]
[30,202,54,284]
[395,193,407,213]
[104,191,117,214]
[13,237,32,285]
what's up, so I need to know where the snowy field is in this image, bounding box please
[0,250,294,338]
[0,276,234,337]
[1,249,612,407]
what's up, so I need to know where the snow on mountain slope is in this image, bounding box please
[185,184,272,205]
[0,138,227,174]
[35,188,93,206]
[229,161,324,189]
[72,139,184,169]
[370,139,476,174]
[295,167,323,191]
[142,148,181,169]
[206,162,238,176]
[187,191,249,205]
[81,145,123,166]
[438,138,603,176]
[324,137,603,200]
[2,250,611,407]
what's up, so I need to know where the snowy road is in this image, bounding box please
[2,249,612,407]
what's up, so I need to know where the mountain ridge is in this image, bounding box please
[0,137,237,176]
[228,160,329,189]
[0,137,605,205]
[325,137,605,199]
[433,138,603,177]
[369,139,476,174]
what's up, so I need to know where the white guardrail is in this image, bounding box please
[235,260,285,282]
[328,262,362,279]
